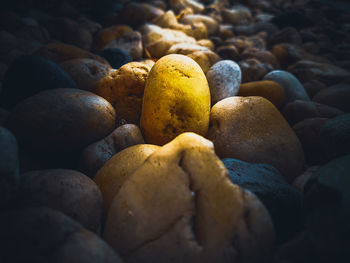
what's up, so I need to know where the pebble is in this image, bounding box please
[207,96,304,182]
[6,89,116,153]
[104,133,275,263]
[239,58,273,83]
[283,100,344,125]
[98,48,132,69]
[263,70,310,103]
[304,155,350,263]
[140,54,210,145]
[0,126,19,210]
[238,80,286,108]
[59,58,111,92]
[16,169,103,233]
[0,207,123,263]
[96,61,152,125]
[223,158,303,242]
[179,14,219,35]
[187,50,221,74]
[206,60,242,105]
[0,55,77,109]
[313,82,350,112]
[92,25,132,52]
[79,124,145,178]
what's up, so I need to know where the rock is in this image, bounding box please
[140,54,210,145]
[77,16,102,35]
[216,45,240,61]
[104,133,275,263]
[207,96,304,182]
[0,126,19,210]
[35,42,110,66]
[313,82,350,112]
[80,124,145,178]
[92,25,133,52]
[303,80,327,98]
[221,6,253,25]
[141,24,196,58]
[240,48,279,68]
[179,14,219,35]
[263,70,310,103]
[98,48,132,70]
[94,144,160,211]
[206,60,242,105]
[187,50,221,74]
[6,89,116,153]
[320,114,350,160]
[234,22,278,37]
[223,158,303,242]
[103,30,143,60]
[0,108,9,125]
[169,0,204,13]
[283,100,344,125]
[16,169,103,233]
[0,63,7,82]
[293,166,321,194]
[304,155,350,263]
[167,43,209,55]
[238,80,286,108]
[13,25,50,44]
[0,207,123,263]
[287,60,350,85]
[293,118,329,165]
[96,61,152,125]
[271,11,314,30]
[59,58,111,92]
[0,55,77,109]
[239,59,273,83]
[268,27,302,46]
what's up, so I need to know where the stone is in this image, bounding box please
[239,59,273,83]
[207,96,304,182]
[283,100,344,125]
[221,6,253,25]
[0,126,19,210]
[238,80,286,108]
[216,45,240,61]
[96,61,152,125]
[79,124,145,178]
[94,144,160,211]
[263,70,310,103]
[141,24,196,58]
[140,54,210,145]
[98,48,132,70]
[16,169,103,233]
[287,60,350,85]
[35,42,110,66]
[240,48,279,68]
[179,14,219,35]
[0,55,77,109]
[303,80,327,98]
[0,207,123,263]
[103,31,143,60]
[92,25,133,52]
[6,89,116,153]
[223,158,303,242]
[77,16,102,35]
[293,166,321,194]
[169,0,204,13]
[59,58,111,92]
[293,118,329,165]
[234,22,278,37]
[313,82,350,112]
[13,25,50,44]
[206,60,242,105]
[304,155,350,263]
[271,11,314,30]
[104,133,275,263]
[268,27,302,46]
[167,43,209,55]
[320,114,350,160]
[187,50,220,74]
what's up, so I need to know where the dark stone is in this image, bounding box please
[222,158,303,243]
[0,55,77,109]
[271,11,314,30]
[304,155,350,263]
[98,48,132,69]
[320,114,350,160]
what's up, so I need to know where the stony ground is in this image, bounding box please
[0,0,349,262]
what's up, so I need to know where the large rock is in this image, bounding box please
[223,158,303,243]
[104,133,275,263]
[207,96,304,182]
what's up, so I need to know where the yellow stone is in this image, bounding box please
[94,144,160,211]
[140,54,210,145]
